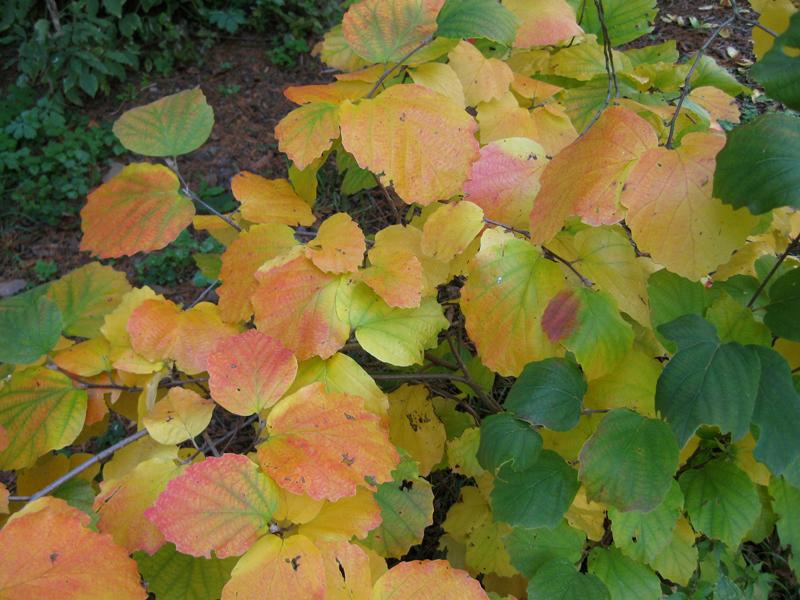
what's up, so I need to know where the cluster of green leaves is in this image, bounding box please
[1,0,800,599]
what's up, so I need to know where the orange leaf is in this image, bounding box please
[80,163,194,258]
[305,212,366,273]
[208,330,298,416]
[464,137,550,229]
[0,500,146,599]
[276,102,340,170]
[128,299,240,374]
[360,244,424,309]
[94,457,183,554]
[257,382,399,501]
[506,0,584,48]
[146,454,280,558]
[217,223,298,323]
[448,41,514,106]
[221,534,325,600]
[620,132,759,279]
[339,84,479,205]
[530,105,658,244]
[372,560,488,599]
[252,254,352,360]
[53,337,112,377]
[231,172,315,226]
[319,541,375,599]
[283,81,372,104]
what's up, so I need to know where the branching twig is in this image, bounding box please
[378,182,403,224]
[167,158,242,232]
[8,429,149,504]
[579,0,618,137]
[747,233,800,308]
[665,1,738,148]
[365,36,434,99]
[444,325,502,412]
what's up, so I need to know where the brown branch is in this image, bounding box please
[747,233,800,308]
[580,0,618,137]
[365,36,434,99]
[445,326,502,412]
[167,158,242,232]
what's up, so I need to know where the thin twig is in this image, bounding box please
[369,372,472,383]
[365,36,434,99]
[747,233,800,308]
[186,279,220,308]
[579,0,618,137]
[167,158,242,232]
[424,351,460,371]
[665,1,738,148]
[483,217,531,237]
[202,430,222,457]
[445,325,502,412]
[9,429,150,504]
[378,182,403,224]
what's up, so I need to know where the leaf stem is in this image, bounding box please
[580,0,618,137]
[167,157,242,232]
[445,325,502,412]
[747,232,800,308]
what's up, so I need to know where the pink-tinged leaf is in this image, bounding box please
[372,560,489,599]
[221,534,325,600]
[0,500,146,599]
[530,105,658,244]
[276,102,340,170]
[231,172,315,227]
[217,223,298,323]
[542,289,581,343]
[80,163,194,258]
[257,382,399,501]
[128,299,240,374]
[208,330,298,416]
[283,81,372,105]
[146,454,280,559]
[252,254,352,360]
[506,0,584,48]
[305,212,366,274]
[94,457,184,554]
[464,137,549,229]
[339,84,479,205]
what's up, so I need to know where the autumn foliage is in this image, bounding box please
[2,0,800,598]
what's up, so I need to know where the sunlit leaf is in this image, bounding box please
[420,201,484,263]
[80,163,194,258]
[297,488,382,541]
[113,88,213,157]
[143,388,215,444]
[231,172,315,227]
[146,453,280,558]
[257,383,398,501]
[276,102,340,170]
[305,212,366,274]
[339,84,479,205]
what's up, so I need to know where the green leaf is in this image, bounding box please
[103,0,125,17]
[706,292,771,346]
[504,520,586,578]
[769,476,800,574]
[647,269,713,352]
[570,0,657,45]
[363,456,434,558]
[491,450,579,529]
[0,367,88,470]
[763,268,800,341]
[647,517,698,586]
[689,55,749,97]
[750,347,800,476]
[610,480,684,563]
[679,459,760,548]
[349,284,448,367]
[579,409,679,512]
[751,11,800,110]
[587,547,661,600]
[714,113,800,214]
[52,478,99,524]
[527,559,610,600]
[0,293,62,365]
[113,88,214,157]
[655,315,761,446]
[435,0,519,45]
[477,413,542,473]
[135,543,237,600]
[504,358,586,431]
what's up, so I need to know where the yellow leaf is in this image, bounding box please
[53,337,112,378]
[566,487,606,541]
[584,348,659,416]
[103,435,179,481]
[448,41,514,106]
[409,62,466,107]
[733,434,771,487]
[275,102,340,170]
[360,244,424,309]
[315,25,369,72]
[447,427,485,479]
[319,541,375,600]
[476,92,538,144]
[421,201,485,262]
[298,488,382,541]
[101,287,165,374]
[339,84,479,205]
[143,388,214,445]
[621,132,759,280]
[231,172,315,227]
[305,212,366,274]
[751,0,797,58]
[387,385,446,476]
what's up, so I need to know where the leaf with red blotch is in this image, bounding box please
[372,560,489,599]
[252,254,353,360]
[464,137,550,230]
[530,105,658,244]
[231,172,315,227]
[257,382,399,501]
[276,102,340,170]
[221,534,325,600]
[217,224,298,323]
[620,132,759,280]
[0,500,146,599]
[339,84,479,205]
[542,288,634,380]
[146,454,280,559]
[305,213,366,274]
[128,299,240,374]
[207,330,298,416]
[506,0,583,48]
[94,457,184,554]
[80,163,194,258]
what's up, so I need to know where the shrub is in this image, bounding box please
[1,1,799,598]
